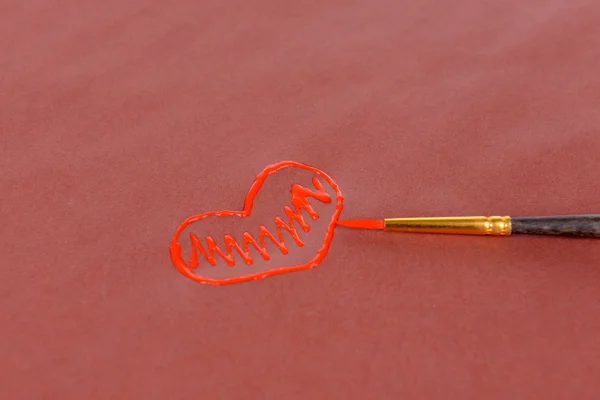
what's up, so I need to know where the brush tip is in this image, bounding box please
[337,219,384,230]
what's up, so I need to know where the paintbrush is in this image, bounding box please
[337,215,600,238]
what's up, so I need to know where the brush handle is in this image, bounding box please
[511,214,600,238]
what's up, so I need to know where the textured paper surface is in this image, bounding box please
[2,0,600,398]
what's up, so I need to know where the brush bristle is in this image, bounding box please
[337,219,384,230]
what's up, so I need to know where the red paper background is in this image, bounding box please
[2,0,600,398]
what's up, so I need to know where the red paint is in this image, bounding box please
[169,161,344,285]
[337,219,384,230]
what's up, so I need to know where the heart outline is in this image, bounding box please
[169,160,344,285]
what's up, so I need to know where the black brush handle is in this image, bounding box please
[511,214,600,238]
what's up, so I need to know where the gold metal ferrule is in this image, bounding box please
[383,216,512,236]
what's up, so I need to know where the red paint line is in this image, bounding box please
[169,161,344,285]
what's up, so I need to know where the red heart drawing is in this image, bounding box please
[169,161,344,285]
